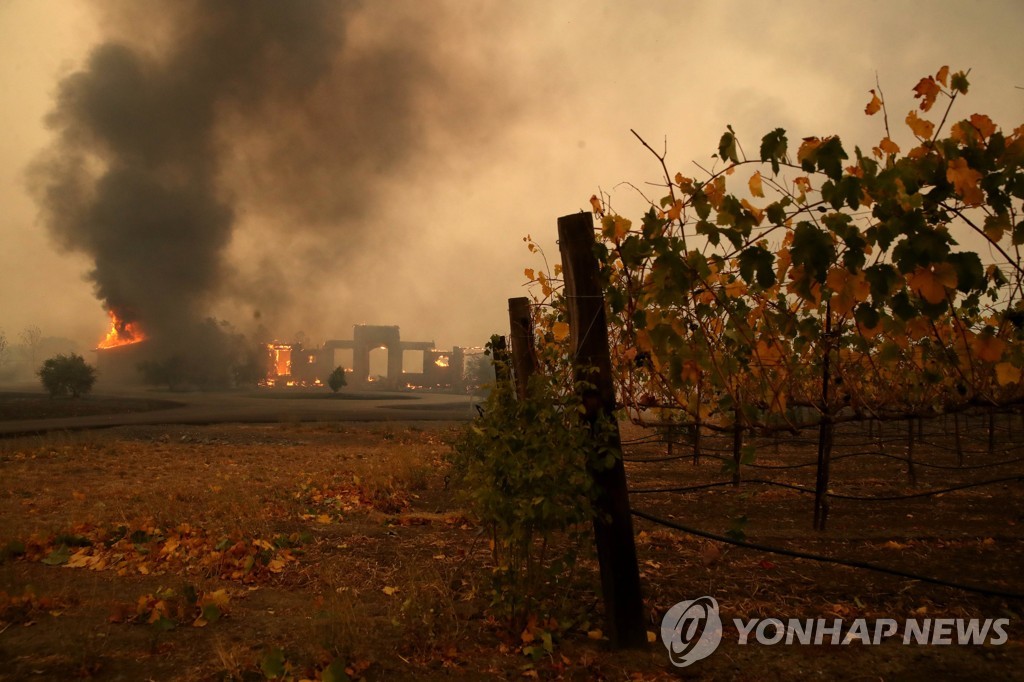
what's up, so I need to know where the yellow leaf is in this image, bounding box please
[666,199,683,221]
[972,334,1006,363]
[589,195,602,214]
[912,76,940,112]
[647,631,657,643]
[524,268,535,281]
[382,586,398,596]
[551,321,570,342]
[936,65,950,87]
[906,111,935,140]
[878,137,900,156]
[740,199,764,225]
[748,171,765,198]
[946,158,985,206]
[797,137,822,165]
[725,278,747,299]
[202,589,230,609]
[864,89,882,115]
[601,216,631,241]
[315,514,332,524]
[908,265,957,304]
[587,629,604,640]
[826,267,870,315]
[969,113,996,140]
[792,176,812,203]
[995,362,1021,386]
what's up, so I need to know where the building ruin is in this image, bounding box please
[266,324,465,391]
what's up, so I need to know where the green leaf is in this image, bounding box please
[738,246,776,288]
[718,125,739,164]
[759,128,788,175]
[152,616,176,632]
[951,71,970,94]
[42,545,71,566]
[202,604,221,624]
[948,251,984,293]
[790,222,835,285]
[854,303,880,329]
[864,263,900,303]
[261,648,286,679]
[322,660,351,682]
[765,201,787,225]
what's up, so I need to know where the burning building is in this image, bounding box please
[264,324,465,391]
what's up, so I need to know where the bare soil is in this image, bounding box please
[0,413,1021,680]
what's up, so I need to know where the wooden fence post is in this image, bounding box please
[508,297,539,400]
[557,212,647,649]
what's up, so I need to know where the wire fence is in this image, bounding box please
[623,407,1024,600]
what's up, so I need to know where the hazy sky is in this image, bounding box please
[1,0,1022,357]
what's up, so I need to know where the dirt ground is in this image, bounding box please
[0,392,183,421]
[0,411,1022,680]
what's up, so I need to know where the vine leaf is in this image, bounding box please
[946,158,985,205]
[865,90,882,115]
[912,75,941,111]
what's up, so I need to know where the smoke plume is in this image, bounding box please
[30,0,508,361]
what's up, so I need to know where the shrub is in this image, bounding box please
[327,366,347,392]
[38,353,97,398]
[449,349,612,629]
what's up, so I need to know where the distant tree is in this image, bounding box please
[138,356,187,391]
[463,353,495,389]
[38,353,97,398]
[327,366,347,393]
[232,344,266,387]
[19,326,42,367]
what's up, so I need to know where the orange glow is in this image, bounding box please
[97,311,146,349]
[434,355,450,367]
[267,344,293,377]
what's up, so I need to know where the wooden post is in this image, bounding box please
[954,411,964,466]
[813,305,834,531]
[907,418,917,486]
[732,403,743,487]
[508,297,539,400]
[988,411,996,457]
[558,212,647,649]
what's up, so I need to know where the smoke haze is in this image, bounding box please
[29,0,515,354]
[3,0,1023,368]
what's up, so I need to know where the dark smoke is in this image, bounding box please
[30,0,509,372]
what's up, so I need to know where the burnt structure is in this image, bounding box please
[267,325,465,391]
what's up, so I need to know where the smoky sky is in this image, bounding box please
[29,0,507,352]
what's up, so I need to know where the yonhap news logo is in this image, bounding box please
[660,596,1010,668]
[660,596,724,667]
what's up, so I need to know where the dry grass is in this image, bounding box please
[1,419,1022,680]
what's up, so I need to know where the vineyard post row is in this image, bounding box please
[497,214,648,649]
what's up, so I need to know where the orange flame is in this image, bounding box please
[97,311,146,349]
